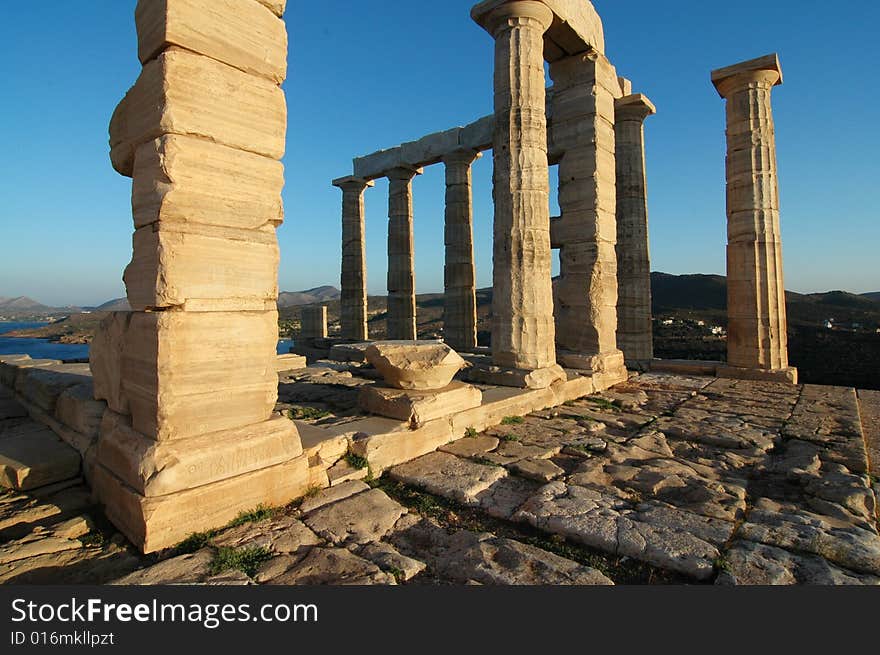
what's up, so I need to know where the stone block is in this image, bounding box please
[452,386,558,435]
[348,419,454,475]
[0,429,81,491]
[460,115,494,151]
[352,147,404,181]
[359,382,482,427]
[366,342,465,390]
[255,0,285,16]
[14,366,92,414]
[300,306,328,339]
[400,128,461,167]
[93,454,310,553]
[466,363,566,390]
[136,0,287,83]
[110,48,286,176]
[122,310,279,440]
[125,222,279,312]
[0,358,62,389]
[295,421,348,465]
[276,354,307,372]
[96,412,302,496]
[54,382,106,440]
[132,134,284,231]
[89,312,132,415]
[717,365,798,385]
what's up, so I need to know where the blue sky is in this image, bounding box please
[0,0,877,307]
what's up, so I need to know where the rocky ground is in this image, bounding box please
[2,373,878,585]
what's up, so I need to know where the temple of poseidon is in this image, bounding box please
[0,0,818,561]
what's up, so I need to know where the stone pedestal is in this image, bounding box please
[333,176,374,341]
[301,305,328,339]
[443,150,481,352]
[92,0,308,553]
[615,92,656,367]
[549,50,625,378]
[483,1,558,377]
[712,54,796,384]
[386,166,422,341]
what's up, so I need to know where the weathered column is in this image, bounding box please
[615,92,656,367]
[712,54,797,384]
[482,1,562,383]
[549,50,626,380]
[91,0,310,553]
[333,175,374,341]
[386,166,421,340]
[301,306,328,340]
[442,149,481,352]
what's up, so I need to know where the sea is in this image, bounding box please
[0,322,296,361]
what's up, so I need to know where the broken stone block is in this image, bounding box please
[132,134,284,231]
[125,222,279,312]
[326,459,368,486]
[266,547,394,585]
[54,382,106,440]
[347,418,455,475]
[358,542,426,581]
[121,310,279,440]
[0,428,81,491]
[510,457,565,482]
[299,480,370,514]
[365,342,465,391]
[92,454,310,553]
[109,48,286,176]
[96,412,302,496]
[302,488,405,546]
[90,312,132,415]
[0,357,62,388]
[136,0,288,83]
[358,381,482,426]
[276,354,307,372]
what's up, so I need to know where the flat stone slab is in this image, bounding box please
[112,549,214,585]
[390,451,508,504]
[439,435,500,458]
[0,428,81,490]
[303,488,406,545]
[211,514,321,554]
[266,547,395,585]
[359,382,482,426]
[299,480,370,514]
[0,516,92,565]
[390,518,612,585]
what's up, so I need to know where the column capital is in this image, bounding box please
[441,149,483,167]
[332,175,374,192]
[385,165,424,181]
[712,53,782,98]
[479,0,554,37]
[615,93,656,121]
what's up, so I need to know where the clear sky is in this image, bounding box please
[0,0,877,307]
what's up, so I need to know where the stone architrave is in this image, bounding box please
[92,0,308,553]
[615,92,656,366]
[712,54,797,384]
[333,175,374,341]
[481,1,560,379]
[442,150,481,352]
[385,166,422,341]
[549,50,625,377]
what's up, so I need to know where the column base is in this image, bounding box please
[557,350,625,374]
[716,365,798,385]
[466,364,566,390]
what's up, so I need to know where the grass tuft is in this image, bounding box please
[210,546,272,578]
[288,406,331,421]
[500,415,524,425]
[464,427,478,438]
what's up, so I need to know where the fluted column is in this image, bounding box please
[486,1,559,374]
[443,149,481,352]
[712,54,796,384]
[615,93,656,366]
[386,166,421,340]
[549,50,625,377]
[333,175,374,341]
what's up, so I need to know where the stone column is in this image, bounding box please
[549,50,626,379]
[386,166,422,341]
[443,149,481,352]
[712,54,797,384]
[301,306,328,340]
[615,92,656,367]
[333,175,374,341]
[92,0,310,553]
[484,1,561,382]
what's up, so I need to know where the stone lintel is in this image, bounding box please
[471,0,605,59]
[615,93,657,119]
[711,53,783,97]
[332,175,374,190]
[717,364,798,385]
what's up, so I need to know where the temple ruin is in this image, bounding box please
[0,0,800,556]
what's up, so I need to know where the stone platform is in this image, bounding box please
[1,362,878,585]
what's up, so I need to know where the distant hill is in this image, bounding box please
[95,297,131,311]
[277,286,340,308]
[0,296,53,311]
[862,292,880,302]
[651,273,728,311]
